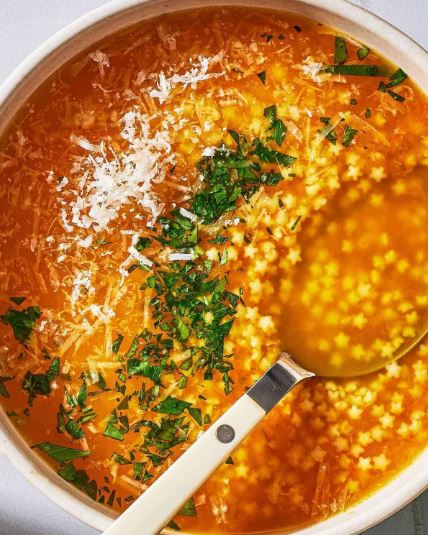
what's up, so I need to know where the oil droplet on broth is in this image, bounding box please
[278,172,428,377]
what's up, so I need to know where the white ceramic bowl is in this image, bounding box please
[1,1,427,533]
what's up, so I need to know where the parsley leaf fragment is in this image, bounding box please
[0,376,11,399]
[58,462,98,500]
[178,498,197,517]
[256,71,266,85]
[23,357,60,404]
[1,306,41,342]
[153,396,191,415]
[264,105,287,146]
[357,47,369,60]
[334,37,348,65]
[251,139,296,166]
[112,334,124,354]
[10,296,26,305]
[34,442,90,462]
[342,125,358,146]
[323,64,381,76]
[104,412,125,441]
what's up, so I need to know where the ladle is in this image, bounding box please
[104,171,428,535]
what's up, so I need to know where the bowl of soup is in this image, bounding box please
[0,0,428,534]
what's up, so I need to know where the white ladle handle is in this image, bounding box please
[103,353,313,535]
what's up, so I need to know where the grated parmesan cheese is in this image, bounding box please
[169,252,194,262]
[70,270,93,306]
[88,50,110,77]
[178,207,197,222]
[61,110,174,233]
[119,233,153,284]
[149,56,225,104]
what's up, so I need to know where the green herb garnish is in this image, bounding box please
[23,357,60,404]
[261,32,273,42]
[153,396,191,415]
[251,139,296,167]
[112,452,131,465]
[290,215,302,231]
[9,296,26,305]
[0,376,11,399]
[323,64,381,76]
[378,68,407,101]
[1,306,41,342]
[387,90,405,102]
[342,125,358,146]
[334,37,348,65]
[104,412,125,441]
[112,334,124,354]
[178,498,197,517]
[58,462,98,500]
[357,47,369,60]
[187,407,203,425]
[264,105,287,146]
[319,117,337,145]
[34,442,90,462]
[256,71,266,85]
[385,68,407,88]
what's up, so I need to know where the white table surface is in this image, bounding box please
[1,1,428,534]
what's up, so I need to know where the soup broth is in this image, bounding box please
[0,7,428,533]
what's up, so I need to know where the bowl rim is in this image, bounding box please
[1,1,428,534]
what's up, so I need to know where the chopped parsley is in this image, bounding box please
[251,139,296,167]
[178,498,197,517]
[104,412,125,441]
[167,520,180,531]
[0,376,11,399]
[191,129,295,224]
[387,90,405,102]
[323,64,382,76]
[23,357,60,404]
[187,406,203,425]
[319,117,337,145]
[34,442,90,462]
[9,296,26,305]
[57,404,84,439]
[112,334,124,354]
[334,37,348,65]
[385,68,408,88]
[256,71,266,85]
[1,306,41,343]
[153,396,192,415]
[378,68,407,101]
[357,47,369,60]
[58,462,98,500]
[264,105,287,146]
[342,125,358,146]
[112,452,131,465]
[290,215,302,231]
[261,32,273,42]
[143,416,189,454]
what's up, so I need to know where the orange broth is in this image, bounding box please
[0,7,428,533]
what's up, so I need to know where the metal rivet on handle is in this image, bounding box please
[216,424,235,443]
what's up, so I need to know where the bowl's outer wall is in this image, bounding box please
[1,1,428,534]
